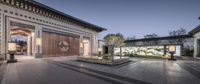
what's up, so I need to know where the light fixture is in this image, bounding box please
[36,37,41,46]
[168,45,176,53]
[98,48,102,52]
[80,42,83,48]
[8,42,17,52]
[98,48,102,57]
[31,32,35,37]
[7,42,17,63]
[168,45,177,61]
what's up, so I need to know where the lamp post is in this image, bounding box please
[168,45,177,61]
[36,37,41,58]
[98,48,102,57]
[7,42,17,63]
[80,42,83,56]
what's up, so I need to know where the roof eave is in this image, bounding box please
[125,35,193,43]
[189,25,200,35]
[31,0,107,32]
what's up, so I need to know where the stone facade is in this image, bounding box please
[0,0,105,59]
[0,9,2,56]
[193,32,200,58]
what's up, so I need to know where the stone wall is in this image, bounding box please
[0,2,99,57]
[0,8,2,57]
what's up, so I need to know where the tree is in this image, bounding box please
[144,33,158,38]
[104,33,125,58]
[168,28,188,56]
[169,28,187,36]
[168,28,188,44]
[125,36,137,46]
[104,33,124,47]
[143,33,159,46]
[126,35,136,40]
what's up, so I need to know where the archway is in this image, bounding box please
[10,27,35,60]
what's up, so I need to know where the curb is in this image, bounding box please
[0,61,7,84]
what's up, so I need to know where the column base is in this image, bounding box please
[168,59,177,61]
[7,59,17,63]
[35,53,43,58]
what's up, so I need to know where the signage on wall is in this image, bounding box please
[58,41,69,52]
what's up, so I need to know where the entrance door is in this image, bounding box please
[83,42,89,56]
[83,38,90,56]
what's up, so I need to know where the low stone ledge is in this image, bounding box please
[77,56,131,65]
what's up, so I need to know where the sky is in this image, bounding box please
[35,0,200,40]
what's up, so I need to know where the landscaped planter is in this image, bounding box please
[77,56,131,65]
[0,58,4,65]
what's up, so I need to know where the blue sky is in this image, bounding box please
[35,0,200,39]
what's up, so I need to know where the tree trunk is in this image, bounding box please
[180,44,183,56]
[163,45,167,56]
[120,46,122,58]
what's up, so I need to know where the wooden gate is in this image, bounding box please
[42,31,80,57]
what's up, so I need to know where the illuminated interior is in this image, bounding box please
[10,28,35,56]
[114,45,181,56]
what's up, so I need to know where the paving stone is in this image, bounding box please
[2,57,200,84]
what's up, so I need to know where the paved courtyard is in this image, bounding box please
[1,56,200,84]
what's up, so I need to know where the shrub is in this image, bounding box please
[0,57,4,61]
[103,54,110,59]
[183,46,194,57]
[129,53,134,57]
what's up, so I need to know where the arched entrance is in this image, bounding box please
[9,25,35,60]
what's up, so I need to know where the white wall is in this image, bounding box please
[0,3,99,57]
[193,32,200,58]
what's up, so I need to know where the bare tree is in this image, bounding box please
[144,33,158,38]
[168,28,188,44]
[168,28,188,56]
[126,35,136,40]
[143,33,160,46]
[169,28,187,36]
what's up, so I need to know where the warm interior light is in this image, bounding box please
[8,42,17,52]
[80,42,83,48]
[36,38,41,45]
[31,32,35,37]
[82,40,89,43]
[98,48,102,52]
[168,45,176,52]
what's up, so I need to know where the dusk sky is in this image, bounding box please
[35,0,200,40]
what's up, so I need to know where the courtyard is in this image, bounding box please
[0,0,200,84]
[1,56,200,84]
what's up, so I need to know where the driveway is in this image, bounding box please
[1,56,200,84]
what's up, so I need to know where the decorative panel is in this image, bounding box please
[42,31,80,57]
[115,46,181,56]
[0,11,2,54]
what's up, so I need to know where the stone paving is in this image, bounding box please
[48,57,200,84]
[1,56,200,84]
